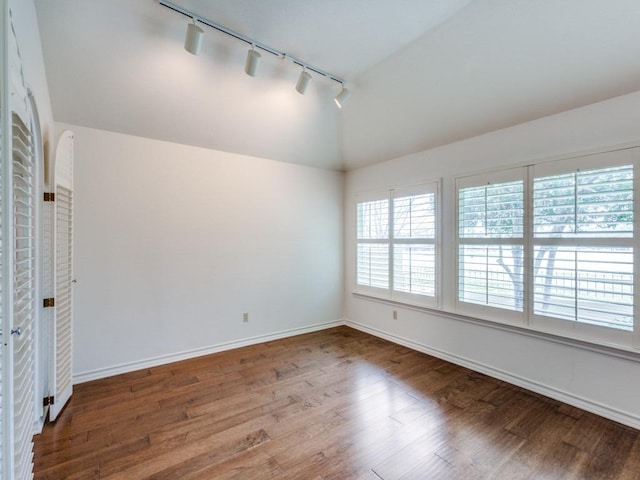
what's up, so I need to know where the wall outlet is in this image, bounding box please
[392,310,398,320]
[243,312,249,322]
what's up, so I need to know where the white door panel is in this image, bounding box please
[49,131,73,421]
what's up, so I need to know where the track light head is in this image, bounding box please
[161,2,353,105]
[184,21,203,55]
[296,70,312,95]
[334,86,351,109]
[244,48,261,77]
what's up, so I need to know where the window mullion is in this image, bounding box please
[484,247,489,305]
[573,249,578,322]
[394,238,436,245]
[533,237,633,248]
[388,189,394,296]
[484,185,488,237]
[573,171,578,234]
[634,153,640,348]
[458,237,523,245]
[524,166,533,326]
[357,238,392,245]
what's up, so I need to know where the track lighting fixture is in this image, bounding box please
[184,20,203,55]
[334,86,351,109]
[244,47,261,77]
[160,0,351,107]
[296,69,312,95]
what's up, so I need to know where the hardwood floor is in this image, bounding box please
[33,326,640,479]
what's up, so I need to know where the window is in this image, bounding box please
[457,169,525,316]
[532,163,634,331]
[456,149,638,347]
[356,183,439,306]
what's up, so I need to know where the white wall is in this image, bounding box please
[63,123,344,382]
[344,90,640,428]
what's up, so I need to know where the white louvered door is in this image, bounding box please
[4,7,38,479]
[25,90,47,430]
[0,99,4,480]
[0,1,6,475]
[49,131,73,421]
[11,111,35,480]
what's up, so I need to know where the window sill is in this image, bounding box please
[351,291,640,363]
[352,289,439,311]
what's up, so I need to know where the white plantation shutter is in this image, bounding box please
[533,163,634,331]
[49,131,74,421]
[457,175,525,313]
[357,197,389,290]
[453,150,637,347]
[356,183,440,305]
[392,187,437,301]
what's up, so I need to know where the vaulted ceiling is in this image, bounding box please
[35,0,640,171]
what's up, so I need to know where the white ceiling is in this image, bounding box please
[34,0,471,170]
[341,0,640,169]
[34,0,640,171]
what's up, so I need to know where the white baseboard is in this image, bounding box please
[345,319,640,430]
[74,317,640,430]
[73,319,344,384]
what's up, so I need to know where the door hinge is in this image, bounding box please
[43,298,55,308]
[44,192,55,202]
[43,395,55,407]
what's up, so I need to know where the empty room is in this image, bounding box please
[2,0,640,479]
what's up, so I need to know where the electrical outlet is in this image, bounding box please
[392,310,398,320]
[243,312,249,322]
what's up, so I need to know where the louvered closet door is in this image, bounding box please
[12,112,36,480]
[4,6,38,480]
[49,131,73,421]
[0,2,5,471]
[0,114,4,480]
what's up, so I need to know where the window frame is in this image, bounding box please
[354,181,441,308]
[454,149,640,350]
[455,167,527,326]
[528,149,639,349]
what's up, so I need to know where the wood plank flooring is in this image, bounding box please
[33,326,640,479]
